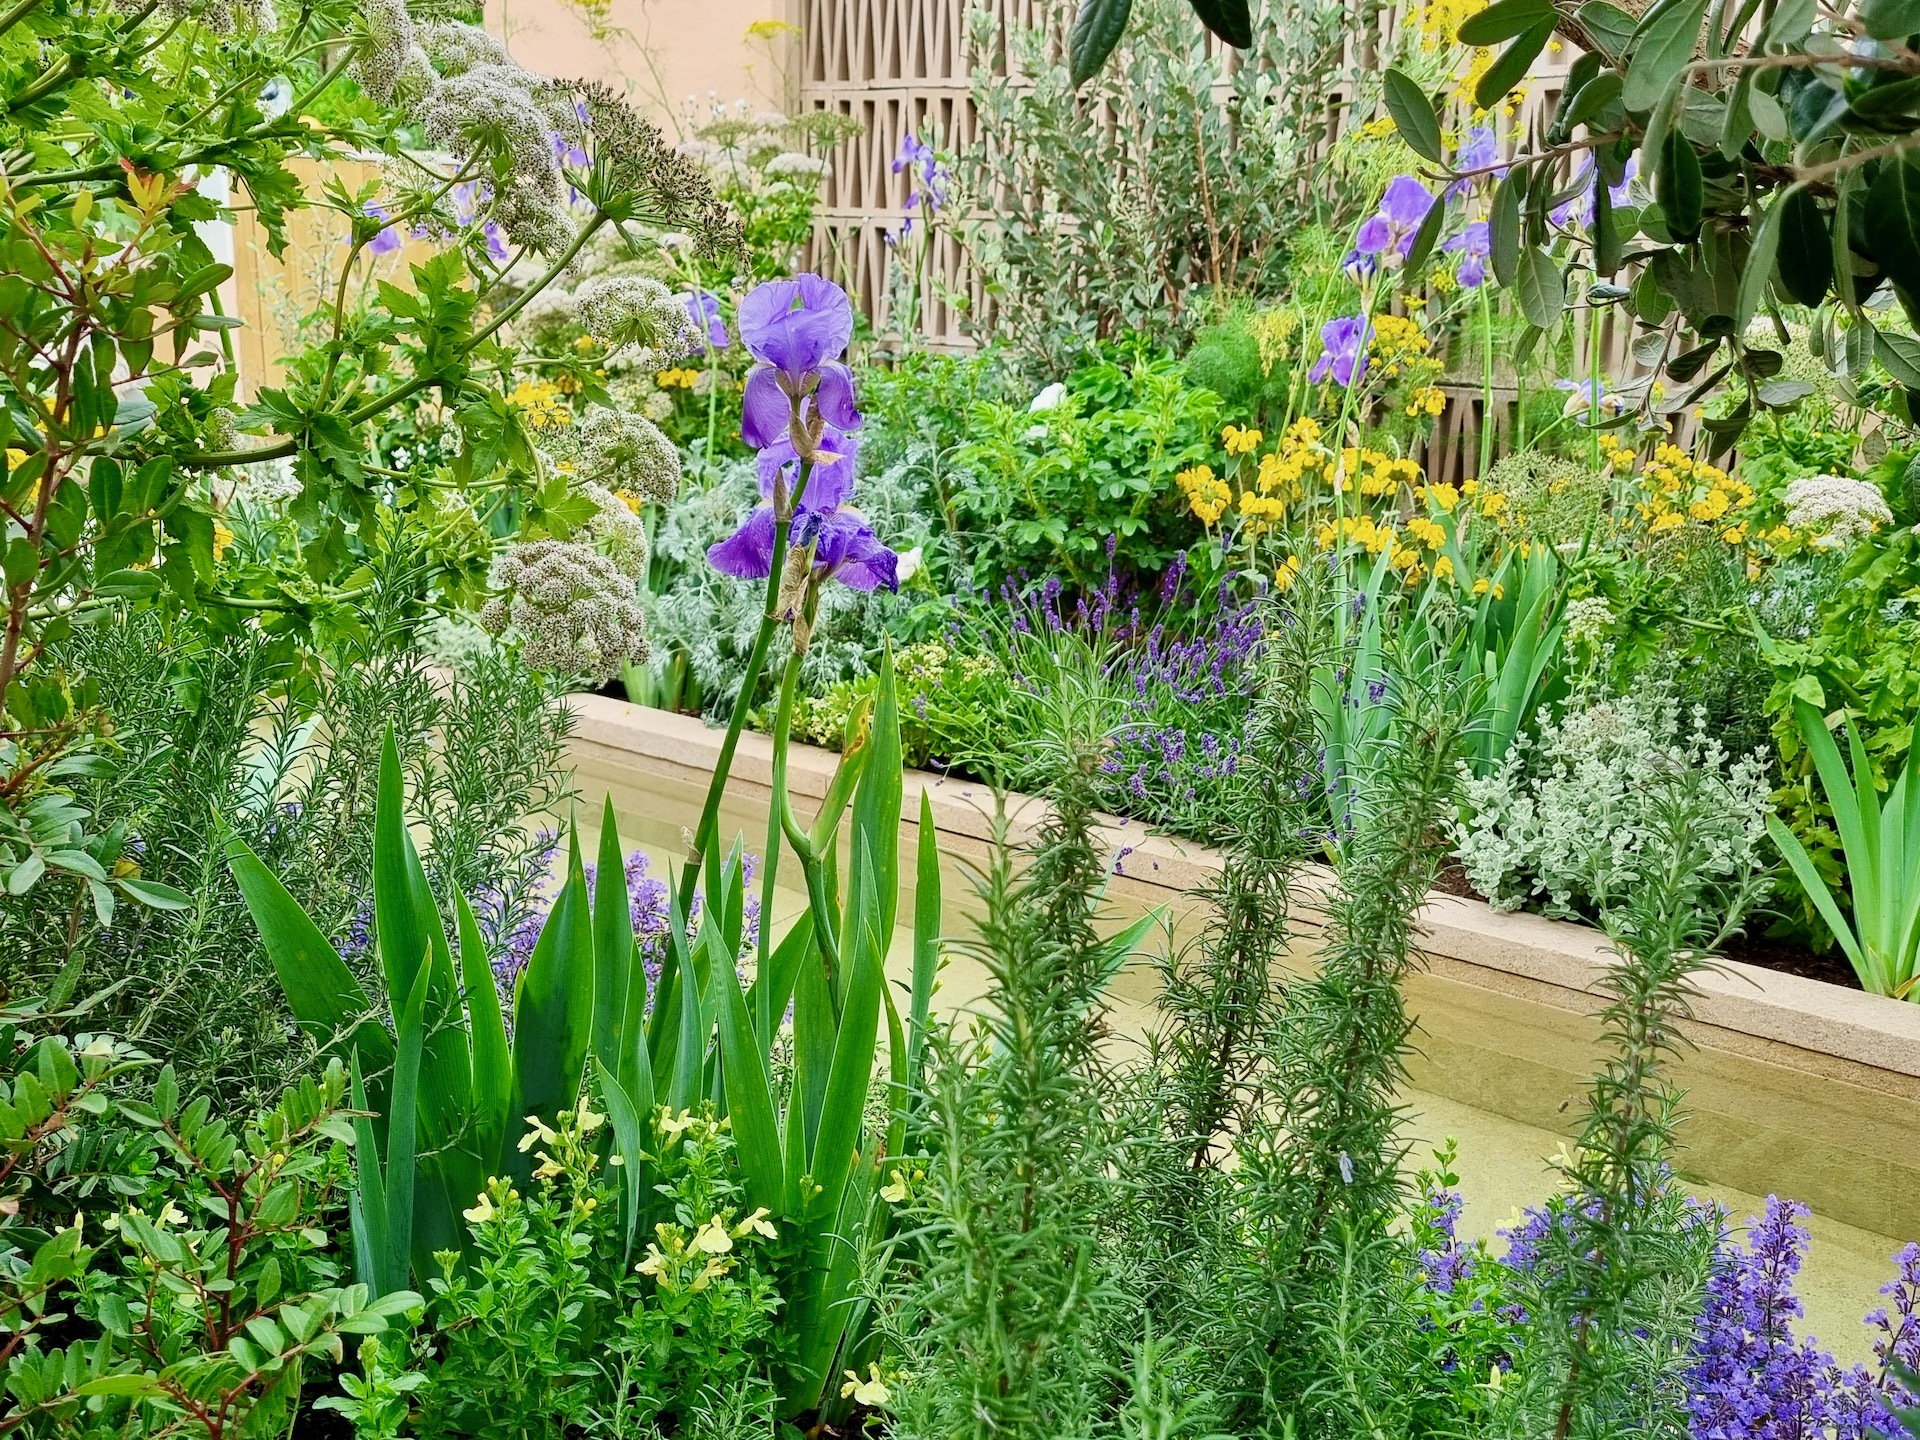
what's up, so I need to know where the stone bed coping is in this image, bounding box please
[568,691,1920,1088]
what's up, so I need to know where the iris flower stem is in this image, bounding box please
[675,434,817,919]
[766,636,846,1003]
[1478,281,1495,481]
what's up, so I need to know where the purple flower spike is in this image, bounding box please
[1309,315,1372,388]
[683,289,730,352]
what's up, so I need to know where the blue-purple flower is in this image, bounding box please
[706,430,897,592]
[364,203,403,255]
[683,289,730,352]
[1550,156,1638,230]
[1309,315,1372,387]
[1354,175,1435,265]
[736,273,863,449]
[1446,126,1507,199]
[1442,221,1491,288]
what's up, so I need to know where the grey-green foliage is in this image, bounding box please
[642,449,944,720]
[1492,771,1769,1439]
[0,610,573,1107]
[964,0,1358,374]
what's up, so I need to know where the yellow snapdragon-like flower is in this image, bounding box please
[842,1364,892,1407]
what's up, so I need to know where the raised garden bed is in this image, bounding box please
[568,692,1920,1241]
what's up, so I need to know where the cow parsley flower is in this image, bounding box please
[577,404,680,505]
[480,539,650,680]
[1783,475,1893,548]
[574,275,696,358]
[353,0,413,104]
[417,19,509,75]
[575,480,649,579]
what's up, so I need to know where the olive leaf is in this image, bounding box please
[1069,0,1134,86]
[1623,0,1709,111]
[1384,69,1446,163]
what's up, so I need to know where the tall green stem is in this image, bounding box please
[1478,281,1495,481]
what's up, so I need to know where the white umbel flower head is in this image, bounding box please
[578,405,680,505]
[354,0,413,104]
[479,539,649,682]
[574,275,695,358]
[1783,475,1893,549]
[417,20,509,75]
[576,481,649,579]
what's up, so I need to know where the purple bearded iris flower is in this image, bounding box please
[737,273,863,450]
[1550,156,1637,229]
[706,430,898,593]
[683,290,730,351]
[1441,221,1491,287]
[1354,175,1435,264]
[1309,315,1372,387]
[1446,126,1506,200]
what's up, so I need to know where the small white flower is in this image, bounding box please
[1028,381,1067,412]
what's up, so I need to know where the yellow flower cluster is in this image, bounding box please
[655,367,703,389]
[1608,434,1756,545]
[1222,424,1262,456]
[1332,447,1422,499]
[1406,384,1446,418]
[1177,463,1233,525]
[1368,313,1442,385]
[509,377,571,429]
[1255,418,1331,504]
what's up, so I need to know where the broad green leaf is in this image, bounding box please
[1567,71,1624,127]
[1575,0,1637,57]
[1516,245,1566,328]
[1657,127,1703,241]
[227,837,393,1078]
[595,1060,649,1261]
[373,729,432,1007]
[1623,0,1709,111]
[1735,186,1790,332]
[508,829,595,1177]
[456,891,510,1174]
[1858,0,1920,40]
[1776,187,1832,306]
[1384,69,1446,163]
[906,791,942,1092]
[1476,19,1555,110]
[1490,169,1524,285]
[717,962,784,1214]
[1403,195,1449,275]
[806,838,885,1226]
[847,649,904,952]
[591,798,636,1080]
[1866,151,1920,296]
[385,955,430,1293]
[116,877,191,910]
[1068,0,1132,86]
[1457,0,1555,45]
[1189,0,1253,46]
[1877,329,1920,388]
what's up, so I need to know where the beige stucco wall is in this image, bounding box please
[486,0,798,134]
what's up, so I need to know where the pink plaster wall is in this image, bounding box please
[485,0,798,136]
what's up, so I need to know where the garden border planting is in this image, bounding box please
[570,692,1920,1239]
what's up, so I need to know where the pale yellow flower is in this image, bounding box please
[841,1364,892,1407]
